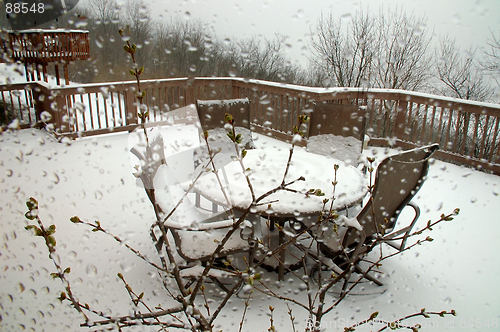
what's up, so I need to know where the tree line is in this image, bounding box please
[1,0,499,102]
[309,8,500,102]
[39,0,305,86]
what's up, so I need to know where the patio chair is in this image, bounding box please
[130,127,259,291]
[196,98,256,150]
[306,103,367,166]
[318,143,439,289]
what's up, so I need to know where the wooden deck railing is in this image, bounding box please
[1,77,499,174]
[5,30,90,64]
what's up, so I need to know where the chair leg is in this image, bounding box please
[354,264,384,286]
[341,268,352,296]
[340,263,383,296]
[209,276,231,293]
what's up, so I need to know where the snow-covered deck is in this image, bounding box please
[0,127,498,331]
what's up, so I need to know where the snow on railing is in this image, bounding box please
[1,77,499,174]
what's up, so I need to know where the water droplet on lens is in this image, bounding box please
[86,264,97,277]
[94,191,103,200]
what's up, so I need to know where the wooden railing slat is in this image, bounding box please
[479,115,490,160]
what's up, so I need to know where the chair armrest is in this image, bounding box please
[382,201,420,251]
[342,226,367,261]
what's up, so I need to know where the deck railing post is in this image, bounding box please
[32,85,65,133]
[395,100,408,140]
[184,82,195,106]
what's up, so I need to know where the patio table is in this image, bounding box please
[193,147,368,280]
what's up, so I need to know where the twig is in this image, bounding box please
[286,304,297,332]
[377,309,456,331]
[268,305,275,332]
[117,273,169,331]
[238,289,253,332]
[70,217,167,272]
[202,132,236,219]
[24,198,89,323]
[200,285,211,317]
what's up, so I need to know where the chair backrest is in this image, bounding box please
[308,103,366,143]
[344,144,439,247]
[196,98,251,131]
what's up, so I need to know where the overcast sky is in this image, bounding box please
[139,0,500,67]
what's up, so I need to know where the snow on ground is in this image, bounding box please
[0,63,79,87]
[0,127,499,331]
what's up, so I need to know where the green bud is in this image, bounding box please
[47,224,56,235]
[224,113,233,123]
[24,211,37,220]
[58,292,67,302]
[47,235,56,247]
[26,197,38,210]
[70,216,81,223]
[25,225,42,235]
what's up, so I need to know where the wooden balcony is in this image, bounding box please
[2,29,90,84]
[5,29,90,64]
[1,77,499,174]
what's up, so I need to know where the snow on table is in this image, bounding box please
[194,147,368,216]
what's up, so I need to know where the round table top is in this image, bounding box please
[193,147,368,217]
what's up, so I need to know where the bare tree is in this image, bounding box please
[228,34,305,83]
[483,30,500,89]
[310,9,375,87]
[435,37,494,101]
[309,7,432,91]
[122,0,153,72]
[65,0,126,82]
[373,8,432,90]
[86,0,119,25]
[149,18,219,78]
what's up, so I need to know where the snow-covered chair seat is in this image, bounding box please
[307,134,363,166]
[306,103,367,166]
